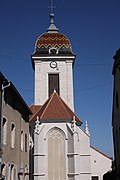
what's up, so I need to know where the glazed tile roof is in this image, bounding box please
[29,91,82,125]
[36,33,71,49]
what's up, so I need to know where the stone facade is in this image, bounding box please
[30,115,112,180]
[33,54,75,111]
[33,122,91,180]
[0,72,31,180]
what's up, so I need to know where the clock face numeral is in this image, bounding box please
[50,61,57,68]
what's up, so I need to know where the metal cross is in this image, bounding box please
[48,0,56,14]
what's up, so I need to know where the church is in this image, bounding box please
[29,9,112,180]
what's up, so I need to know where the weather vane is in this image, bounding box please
[48,0,56,14]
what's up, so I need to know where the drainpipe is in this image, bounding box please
[0,81,10,179]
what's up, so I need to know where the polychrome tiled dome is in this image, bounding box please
[34,13,72,55]
[35,32,72,54]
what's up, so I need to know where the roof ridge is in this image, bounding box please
[29,105,41,121]
[59,96,81,122]
[57,94,72,119]
[60,97,74,113]
[30,95,53,122]
[40,92,55,119]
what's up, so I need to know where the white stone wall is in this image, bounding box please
[78,128,91,180]
[34,58,74,110]
[34,123,68,180]
[33,122,92,180]
[90,147,112,180]
[32,119,112,180]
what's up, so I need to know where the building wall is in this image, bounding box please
[0,73,31,180]
[34,59,74,110]
[29,121,35,180]
[78,128,91,179]
[32,121,91,180]
[91,147,112,180]
[2,101,29,180]
[33,123,69,180]
[112,49,120,178]
[113,66,120,173]
[31,119,112,180]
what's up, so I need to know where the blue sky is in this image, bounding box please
[0,0,120,157]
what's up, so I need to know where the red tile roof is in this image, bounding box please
[29,104,42,120]
[29,92,82,125]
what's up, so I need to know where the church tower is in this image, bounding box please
[29,4,112,180]
[31,12,75,110]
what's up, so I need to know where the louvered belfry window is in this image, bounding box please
[48,74,59,96]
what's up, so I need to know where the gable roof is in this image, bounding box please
[0,71,32,116]
[91,146,113,160]
[29,91,82,125]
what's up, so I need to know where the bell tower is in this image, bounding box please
[31,12,76,110]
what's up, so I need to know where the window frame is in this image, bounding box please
[21,130,24,151]
[11,123,16,149]
[3,117,7,145]
[48,73,60,96]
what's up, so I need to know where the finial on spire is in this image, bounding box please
[34,116,40,134]
[71,116,77,132]
[85,121,90,136]
[47,0,58,33]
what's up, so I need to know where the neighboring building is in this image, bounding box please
[29,11,112,180]
[91,146,112,180]
[0,72,32,180]
[112,48,120,179]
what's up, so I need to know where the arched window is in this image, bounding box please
[25,165,29,180]
[10,165,14,180]
[21,130,24,151]
[1,163,6,179]
[13,165,18,180]
[10,164,17,180]
[11,123,15,148]
[3,117,7,145]
[48,128,66,180]
[6,162,11,180]
[25,134,27,152]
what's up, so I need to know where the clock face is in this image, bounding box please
[50,61,57,68]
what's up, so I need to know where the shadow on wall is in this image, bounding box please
[103,161,119,180]
[103,171,117,180]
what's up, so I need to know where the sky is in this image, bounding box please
[0,0,120,158]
